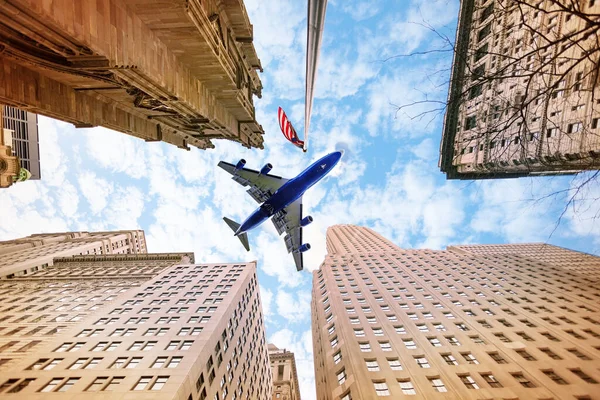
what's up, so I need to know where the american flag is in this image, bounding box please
[278,107,304,149]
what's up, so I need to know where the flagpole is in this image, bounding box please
[305,0,328,153]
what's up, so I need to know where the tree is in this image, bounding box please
[393,0,600,179]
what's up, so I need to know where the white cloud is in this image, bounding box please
[78,171,114,214]
[259,285,274,319]
[104,186,145,229]
[275,289,312,323]
[85,127,148,179]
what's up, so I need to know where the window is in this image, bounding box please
[567,348,591,360]
[167,357,182,368]
[359,342,371,352]
[442,353,458,365]
[516,349,536,361]
[373,327,384,336]
[373,381,390,396]
[133,376,152,391]
[429,377,447,392]
[398,380,416,395]
[86,377,108,392]
[462,353,478,364]
[512,372,536,388]
[337,369,347,385]
[488,352,507,364]
[494,333,511,343]
[414,357,430,368]
[366,360,379,371]
[569,369,598,384]
[40,378,63,392]
[388,358,403,370]
[354,329,365,337]
[333,351,342,364]
[459,374,479,389]
[380,342,392,352]
[446,336,461,346]
[433,323,446,332]
[395,326,406,334]
[6,378,35,393]
[456,323,469,331]
[104,377,123,391]
[481,373,502,388]
[151,357,168,369]
[330,337,338,348]
[540,348,562,360]
[428,337,442,347]
[543,370,568,385]
[403,339,416,350]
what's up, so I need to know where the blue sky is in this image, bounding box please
[1,0,599,398]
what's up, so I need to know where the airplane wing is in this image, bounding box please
[271,197,305,271]
[218,161,288,204]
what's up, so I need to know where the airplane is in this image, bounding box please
[218,150,343,271]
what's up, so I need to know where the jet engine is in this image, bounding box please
[260,163,273,175]
[301,216,313,227]
[298,243,311,253]
[235,159,246,171]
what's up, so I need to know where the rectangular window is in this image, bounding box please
[488,352,507,364]
[398,380,416,395]
[415,357,430,368]
[516,349,536,361]
[569,369,598,384]
[462,353,478,364]
[388,358,403,370]
[39,378,63,392]
[481,373,502,388]
[459,374,479,389]
[512,373,536,388]
[442,354,458,365]
[430,377,447,392]
[543,370,568,385]
[540,348,563,360]
[133,376,152,391]
[374,381,390,396]
[337,369,347,385]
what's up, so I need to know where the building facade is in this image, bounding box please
[0,252,272,399]
[0,0,265,151]
[2,105,41,180]
[0,230,147,279]
[268,343,301,400]
[440,0,600,179]
[312,225,599,399]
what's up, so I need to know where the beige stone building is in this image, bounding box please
[312,225,599,399]
[0,0,265,151]
[0,230,147,279]
[0,249,272,399]
[441,0,600,179]
[268,343,301,400]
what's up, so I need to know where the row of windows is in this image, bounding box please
[0,375,168,393]
[26,355,183,371]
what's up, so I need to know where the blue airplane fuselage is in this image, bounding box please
[235,151,343,235]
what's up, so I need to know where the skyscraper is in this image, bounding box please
[440,0,600,179]
[0,230,147,279]
[1,105,41,179]
[0,249,272,398]
[0,0,265,151]
[312,225,599,399]
[268,343,301,400]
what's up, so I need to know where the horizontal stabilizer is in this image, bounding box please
[223,217,250,252]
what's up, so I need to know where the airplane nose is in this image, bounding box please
[338,149,345,157]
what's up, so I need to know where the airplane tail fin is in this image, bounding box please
[223,217,250,252]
